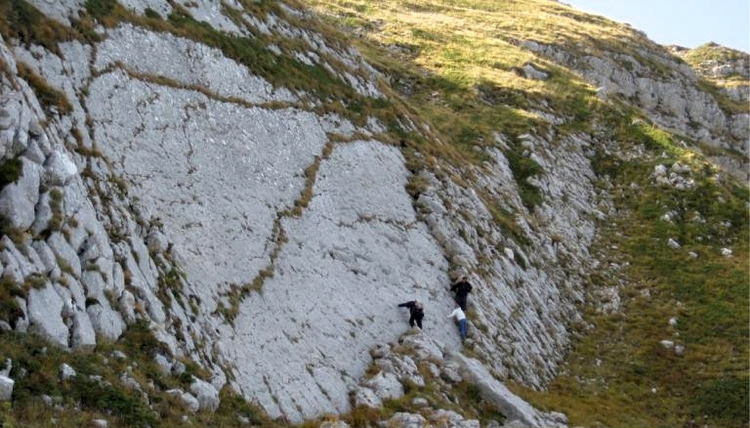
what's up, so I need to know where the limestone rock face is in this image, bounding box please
[0,0,740,425]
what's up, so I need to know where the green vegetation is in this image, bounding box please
[0,326,311,428]
[509,111,749,427]
[504,139,543,210]
[0,158,22,189]
[0,276,26,327]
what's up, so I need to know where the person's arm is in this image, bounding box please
[398,301,414,308]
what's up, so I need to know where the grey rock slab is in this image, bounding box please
[118,0,172,18]
[364,371,403,400]
[27,284,68,348]
[31,190,53,236]
[22,140,46,165]
[353,387,381,408]
[0,236,42,280]
[87,71,327,304]
[71,310,97,350]
[167,388,200,413]
[0,158,40,231]
[452,353,567,428]
[86,302,126,341]
[60,363,76,381]
[173,0,243,34]
[386,412,427,428]
[47,232,82,278]
[222,141,457,422]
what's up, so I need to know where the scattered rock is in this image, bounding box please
[60,363,76,381]
[659,340,674,349]
[385,412,427,428]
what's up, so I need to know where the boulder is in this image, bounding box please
[27,285,68,348]
[452,353,567,428]
[71,310,97,350]
[167,389,200,413]
[60,363,76,381]
[43,150,77,186]
[385,412,427,428]
[86,302,126,341]
[0,158,40,231]
[190,377,220,412]
[0,376,14,401]
[364,371,403,401]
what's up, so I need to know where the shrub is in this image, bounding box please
[693,375,749,423]
[505,146,543,209]
[83,0,117,19]
[120,318,162,357]
[0,158,22,189]
[70,375,159,427]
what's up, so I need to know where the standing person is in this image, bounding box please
[450,276,473,311]
[447,304,467,342]
[397,300,424,330]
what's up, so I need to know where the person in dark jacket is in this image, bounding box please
[398,300,424,329]
[450,276,473,311]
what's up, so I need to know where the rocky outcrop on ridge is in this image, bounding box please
[521,39,750,183]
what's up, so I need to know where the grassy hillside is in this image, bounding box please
[303,1,750,427]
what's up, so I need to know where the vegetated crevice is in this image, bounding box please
[93,60,303,112]
[214,139,336,324]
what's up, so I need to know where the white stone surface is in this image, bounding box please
[94,25,291,104]
[220,142,454,421]
[27,285,68,348]
[0,376,14,401]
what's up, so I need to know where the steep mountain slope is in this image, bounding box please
[0,0,746,427]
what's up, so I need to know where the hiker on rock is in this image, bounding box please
[447,303,467,342]
[450,276,473,311]
[398,300,424,330]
